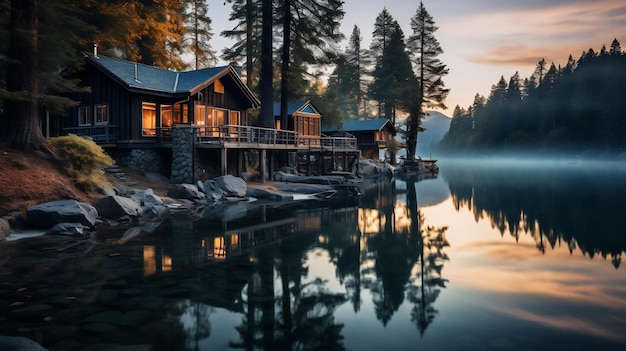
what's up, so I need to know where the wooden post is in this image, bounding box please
[260,148,267,183]
[221,147,227,175]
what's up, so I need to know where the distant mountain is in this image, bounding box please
[418,111,451,157]
[394,111,451,160]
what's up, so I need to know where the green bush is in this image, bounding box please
[50,134,114,191]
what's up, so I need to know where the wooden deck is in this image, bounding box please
[64,124,358,152]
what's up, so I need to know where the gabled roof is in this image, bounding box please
[323,118,396,133]
[272,100,320,117]
[83,53,260,106]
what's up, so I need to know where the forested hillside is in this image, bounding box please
[440,39,626,157]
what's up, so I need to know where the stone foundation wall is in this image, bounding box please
[170,126,195,184]
[116,148,167,174]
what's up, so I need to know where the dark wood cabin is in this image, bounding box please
[62,52,259,146]
[323,118,396,159]
[273,100,321,138]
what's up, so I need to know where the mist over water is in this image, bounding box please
[2,156,626,350]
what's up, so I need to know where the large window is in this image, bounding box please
[173,103,188,124]
[95,104,108,124]
[78,106,93,126]
[142,102,156,136]
[161,105,173,128]
[295,115,320,136]
[213,109,226,126]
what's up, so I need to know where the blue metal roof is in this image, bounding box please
[85,53,230,94]
[323,118,393,133]
[273,100,318,116]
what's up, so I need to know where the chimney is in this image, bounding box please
[93,41,98,57]
[229,61,242,76]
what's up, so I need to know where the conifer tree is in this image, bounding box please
[137,0,186,70]
[222,0,262,89]
[406,1,449,158]
[369,8,396,116]
[1,0,92,151]
[277,0,344,128]
[345,25,370,117]
[182,0,217,69]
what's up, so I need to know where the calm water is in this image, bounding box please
[2,159,626,351]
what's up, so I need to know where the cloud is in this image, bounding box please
[446,0,626,68]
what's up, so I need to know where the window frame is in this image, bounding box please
[95,104,109,125]
[78,106,93,126]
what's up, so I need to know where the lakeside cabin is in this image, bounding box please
[323,118,396,160]
[55,51,360,183]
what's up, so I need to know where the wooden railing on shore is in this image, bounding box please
[62,125,119,143]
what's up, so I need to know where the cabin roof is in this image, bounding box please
[83,53,260,106]
[272,100,319,117]
[323,118,395,133]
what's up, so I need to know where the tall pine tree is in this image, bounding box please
[182,0,217,69]
[406,1,449,158]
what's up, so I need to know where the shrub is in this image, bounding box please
[50,134,114,191]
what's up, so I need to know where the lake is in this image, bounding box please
[1,159,626,351]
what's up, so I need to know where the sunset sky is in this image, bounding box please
[209,0,626,115]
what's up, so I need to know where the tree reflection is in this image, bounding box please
[405,177,450,334]
[230,208,347,351]
[445,161,626,268]
[347,178,450,331]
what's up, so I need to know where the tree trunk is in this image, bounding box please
[258,0,275,128]
[280,0,291,130]
[1,0,47,151]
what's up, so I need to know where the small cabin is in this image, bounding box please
[273,100,322,138]
[323,118,396,159]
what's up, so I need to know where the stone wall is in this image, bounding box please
[170,126,195,184]
[116,148,167,175]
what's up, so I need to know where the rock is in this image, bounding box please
[27,200,98,229]
[0,217,9,240]
[358,159,394,177]
[167,184,205,200]
[201,180,225,201]
[47,222,88,236]
[0,336,49,351]
[132,188,164,205]
[93,196,142,219]
[215,175,247,197]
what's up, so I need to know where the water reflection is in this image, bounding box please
[3,163,626,350]
[443,159,626,268]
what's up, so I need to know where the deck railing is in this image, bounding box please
[62,125,119,143]
[194,125,299,146]
[63,124,357,150]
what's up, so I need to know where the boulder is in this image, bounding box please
[27,200,97,229]
[201,180,226,201]
[131,188,164,205]
[167,184,205,200]
[0,217,9,240]
[358,159,394,177]
[0,336,49,351]
[93,195,142,219]
[215,175,247,197]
